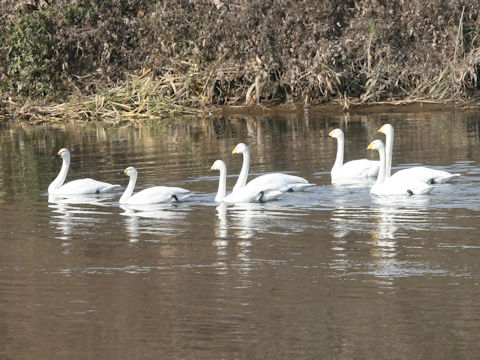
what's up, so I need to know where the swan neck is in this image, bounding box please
[233,148,250,191]
[48,155,70,193]
[385,129,394,178]
[215,166,227,202]
[332,135,344,170]
[374,145,386,187]
[119,174,137,203]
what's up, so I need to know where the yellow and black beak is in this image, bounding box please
[367,142,374,150]
[328,130,335,137]
[210,163,215,170]
[54,151,62,159]
[232,146,238,155]
[378,125,386,133]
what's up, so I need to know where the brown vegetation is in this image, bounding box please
[1,0,480,121]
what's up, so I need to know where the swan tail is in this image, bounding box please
[432,173,461,184]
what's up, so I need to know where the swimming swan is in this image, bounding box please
[367,140,434,195]
[378,124,460,183]
[231,143,314,192]
[210,160,284,203]
[328,128,379,183]
[48,148,120,195]
[119,166,192,205]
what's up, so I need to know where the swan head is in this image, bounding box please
[123,166,138,177]
[232,143,249,155]
[328,128,344,139]
[210,160,226,171]
[367,139,385,151]
[378,124,394,136]
[55,148,70,159]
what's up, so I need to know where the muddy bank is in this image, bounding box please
[1,1,480,121]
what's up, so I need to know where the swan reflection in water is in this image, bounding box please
[330,193,432,283]
[120,203,189,243]
[213,203,257,282]
[368,196,432,283]
[48,193,116,253]
[216,201,299,240]
[213,201,300,282]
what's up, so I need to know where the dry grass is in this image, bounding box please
[5,69,205,124]
[2,0,480,122]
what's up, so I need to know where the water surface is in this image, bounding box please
[1,109,480,359]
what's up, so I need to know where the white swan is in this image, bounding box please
[328,128,379,183]
[48,148,120,195]
[210,160,284,203]
[119,166,192,205]
[378,124,460,183]
[231,143,314,192]
[367,140,434,195]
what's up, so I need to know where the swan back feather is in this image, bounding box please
[378,123,460,183]
[231,143,314,192]
[329,129,379,182]
[367,140,433,196]
[49,148,120,195]
[120,166,191,205]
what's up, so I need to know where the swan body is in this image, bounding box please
[119,166,192,205]
[231,143,314,192]
[211,160,284,203]
[48,148,120,195]
[378,124,460,183]
[367,140,434,196]
[328,129,379,182]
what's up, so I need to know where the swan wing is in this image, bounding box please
[129,186,191,204]
[332,159,380,180]
[391,166,460,184]
[246,173,314,192]
[223,181,284,203]
[53,178,120,195]
[371,176,434,196]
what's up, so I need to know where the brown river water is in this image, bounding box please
[0,108,480,359]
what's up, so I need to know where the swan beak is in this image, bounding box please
[367,142,374,150]
[53,152,62,159]
[210,164,215,171]
[378,125,385,133]
[231,147,238,155]
[328,130,334,137]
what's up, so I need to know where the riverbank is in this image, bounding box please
[1,1,480,123]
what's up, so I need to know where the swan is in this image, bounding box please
[328,128,379,183]
[119,166,192,205]
[231,143,314,192]
[378,124,460,183]
[210,160,284,203]
[48,148,120,195]
[367,140,434,195]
